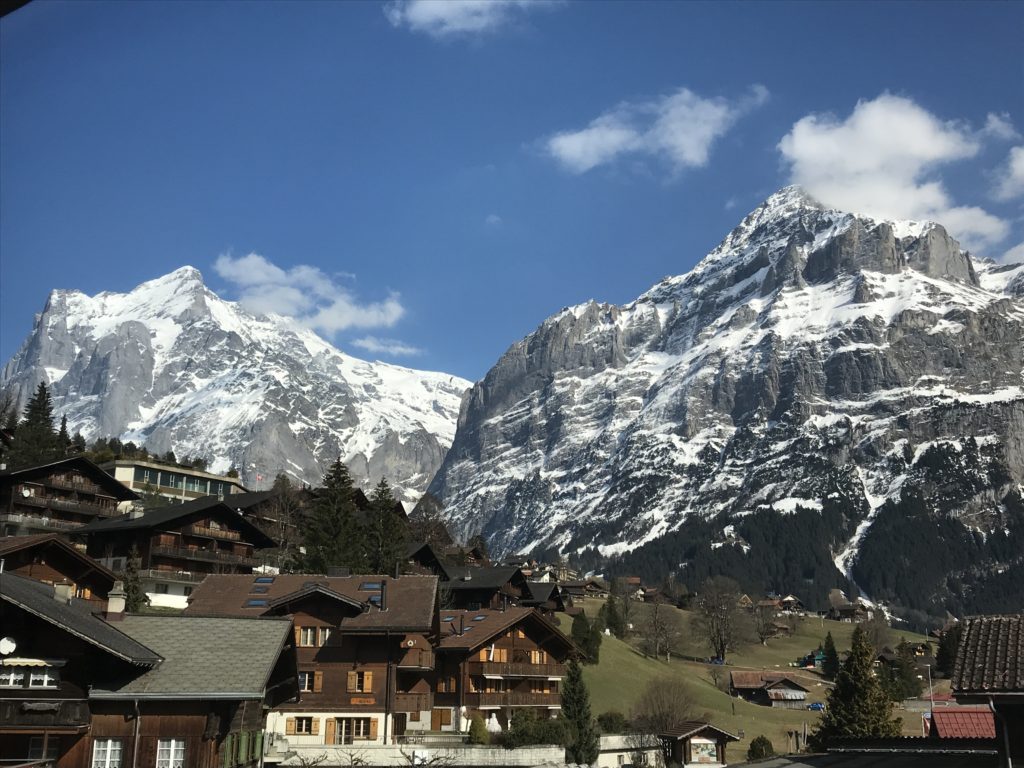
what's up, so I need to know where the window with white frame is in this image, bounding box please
[29,666,60,688]
[156,738,185,768]
[318,627,331,646]
[92,738,123,768]
[295,717,314,734]
[299,627,316,646]
[298,671,314,692]
[0,666,26,687]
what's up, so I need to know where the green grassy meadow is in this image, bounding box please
[556,598,936,759]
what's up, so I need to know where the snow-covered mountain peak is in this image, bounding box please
[2,267,471,502]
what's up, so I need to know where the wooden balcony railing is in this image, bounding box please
[463,691,561,707]
[397,649,434,670]
[393,692,432,712]
[13,495,118,516]
[466,661,566,678]
[0,699,90,729]
[187,524,241,541]
[151,544,257,567]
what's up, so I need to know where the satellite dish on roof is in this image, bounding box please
[0,637,16,655]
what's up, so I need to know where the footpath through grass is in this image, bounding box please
[557,599,934,759]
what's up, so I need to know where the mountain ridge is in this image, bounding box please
[1,266,471,503]
[426,187,1024,613]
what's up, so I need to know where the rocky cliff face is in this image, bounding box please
[1,267,470,502]
[427,188,1024,597]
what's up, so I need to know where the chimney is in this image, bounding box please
[53,582,74,605]
[105,581,127,621]
[379,580,388,612]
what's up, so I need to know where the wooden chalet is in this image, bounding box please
[521,581,570,615]
[729,671,809,709]
[76,496,277,609]
[0,534,116,606]
[182,572,439,747]
[434,607,576,733]
[658,722,738,766]
[0,571,296,768]
[952,614,1024,764]
[442,566,529,610]
[0,457,138,537]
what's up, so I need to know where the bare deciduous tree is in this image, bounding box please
[753,604,776,645]
[640,602,680,661]
[693,576,743,662]
[631,678,695,766]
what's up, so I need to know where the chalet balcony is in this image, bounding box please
[466,661,566,678]
[150,544,258,567]
[393,692,432,712]
[0,699,90,730]
[397,649,434,670]
[13,495,118,517]
[186,524,241,541]
[38,476,106,495]
[138,568,210,584]
[0,512,88,532]
[463,691,561,708]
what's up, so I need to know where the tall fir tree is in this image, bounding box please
[122,545,146,612]
[935,623,961,678]
[810,625,901,750]
[600,593,625,638]
[367,477,408,574]
[822,631,840,680]
[57,416,71,457]
[304,459,367,572]
[561,659,599,764]
[8,382,60,468]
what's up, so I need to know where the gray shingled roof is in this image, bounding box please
[0,573,160,665]
[951,614,1024,694]
[90,615,292,699]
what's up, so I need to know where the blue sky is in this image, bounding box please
[2,0,1022,381]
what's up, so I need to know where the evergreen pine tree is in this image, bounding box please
[601,593,625,638]
[468,713,490,745]
[367,477,408,574]
[8,382,60,467]
[935,623,961,678]
[561,659,599,764]
[810,625,901,750]
[57,416,71,457]
[823,631,840,680]
[571,613,593,660]
[122,545,146,612]
[304,459,366,572]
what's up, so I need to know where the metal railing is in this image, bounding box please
[138,568,210,584]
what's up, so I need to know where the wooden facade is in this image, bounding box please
[434,608,575,731]
[0,457,137,537]
[0,534,116,605]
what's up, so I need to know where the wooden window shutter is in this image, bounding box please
[369,719,379,741]
[479,648,487,661]
[286,718,296,735]
[313,671,323,693]
[347,671,358,693]
[441,709,452,726]
[364,670,373,692]
[311,718,320,736]
[294,626,301,647]
[325,719,337,745]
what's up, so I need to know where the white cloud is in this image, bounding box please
[1002,241,1024,264]
[485,213,503,226]
[778,94,1009,249]
[544,85,768,176]
[982,112,1020,141]
[993,146,1024,201]
[351,336,424,357]
[384,0,556,38]
[213,253,406,335]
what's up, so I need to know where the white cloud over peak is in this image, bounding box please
[384,0,556,38]
[778,94,1009,249]
[1002,241,1024,264]
[351,336,424,357]
[544,85,769,176]
[213,253,406,336]
[993,146,1024,201]
[982,112,1020,141]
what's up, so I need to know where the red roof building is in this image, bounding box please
[930,708,996,739]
